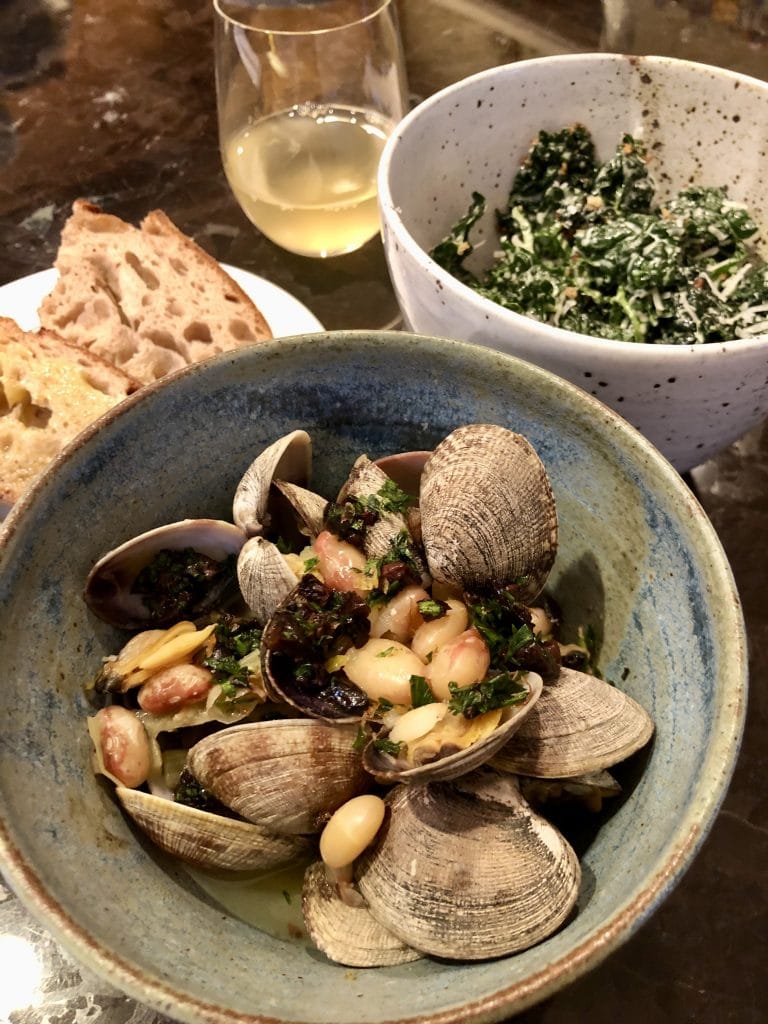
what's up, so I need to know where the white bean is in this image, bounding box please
[425,628,491,701]
[88,706,151,788]
[370,585,430,643]
[319,794,386,870]
[529,606,554,637]
[411,599,468,661]
[389,701,447,745]
[342,638,426,705]
[138,663,214,713]
[314,530,369,592]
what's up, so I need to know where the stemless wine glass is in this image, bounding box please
[213,0,409,258]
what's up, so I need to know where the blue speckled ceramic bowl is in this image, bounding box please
[0,332,746,1023]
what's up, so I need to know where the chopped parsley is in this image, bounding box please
[431,124,768,344]
[409,674,435,707]
[173,768,232,815]
[376,646,397,658]
[417,598,448,620]
[447,671,528,718]
[324,479,413,548]
[203,616,262,697]
[467,588,561,681]
[373,736,403,756]
[365,530,424,606]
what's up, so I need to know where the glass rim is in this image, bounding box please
[212,0,395,35]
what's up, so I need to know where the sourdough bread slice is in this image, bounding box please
[38,201,273,385]
[0,316,138,508]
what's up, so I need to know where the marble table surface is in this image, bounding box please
[0,2,766,1022]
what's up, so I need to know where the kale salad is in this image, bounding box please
[430,124,768,344]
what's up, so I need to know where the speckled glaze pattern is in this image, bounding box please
[0,333,746,1024]
[378,53,768,472]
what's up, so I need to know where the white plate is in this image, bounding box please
[0,263,324,336]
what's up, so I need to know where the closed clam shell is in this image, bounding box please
[362,671,543,785]
[187,719,368,834]
[355,771,581,960]
[491,667,654,778]
[233,430,312,537]
[419,424,557,601]
[301,861,422,968]
[116,787,310,872]
[237,536,299,625]
[83,518,246,628]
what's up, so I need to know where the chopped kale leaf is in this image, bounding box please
[431,124,768,344]
[131,548,235,621]
[447,671,528,718]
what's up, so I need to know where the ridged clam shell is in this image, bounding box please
[355,771,581,960]
[491,667,654,778]
[419,424,557,601]
[362,672,543,785]
[237,536,299,625]
[272,480,327,539]
[84,519,246,628]
[187,719,368,834]
[233,430,312,537]
[337,455,427,578]
[302,861,422,968]
[116,787,310,871]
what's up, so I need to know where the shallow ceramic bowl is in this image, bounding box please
[0,332,746,1023]
[378,53,768,472]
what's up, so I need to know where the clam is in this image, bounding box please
[520,769,622,813]
[260,574,371,722]
[233,430,312,537]
[336,455,426,578]
[237,536,301,625]
[84,519,246,628]
[362,671,544,785]
[491,667,654,778]
[355,770,581,959]
[419,424,558,602]
[187,719,369,834]
[116,787,311,872]
[302,861,422,968]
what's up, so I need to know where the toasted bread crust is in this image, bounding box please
[39,200,273,385]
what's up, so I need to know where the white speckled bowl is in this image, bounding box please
[0,333,746,1022]
[378,53,768,472]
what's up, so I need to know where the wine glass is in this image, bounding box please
[213,0,409,258]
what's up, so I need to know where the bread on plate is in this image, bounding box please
[38,200,273,385]
[0,317,139,509]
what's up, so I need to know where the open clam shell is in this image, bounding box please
[337,456,426,576]
[233,430,312,537]
[491,667,654,778]
[362,671,544,785]
[187,719,369,834]
[419,424,558,602]
[302,861,422,968]
[355,771,581,960]
[84,519,246,628]
[116,787,311,872]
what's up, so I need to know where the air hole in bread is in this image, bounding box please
[168,299,184,317]
[93,298,113,319]
[224,292,239,304]
[229,319,255,342]
[125,251,160,291]
[144,329,180,352]
[183,321,212,345]
[52,302,86,328]
[170,258,188,276]
[18,402,52,429]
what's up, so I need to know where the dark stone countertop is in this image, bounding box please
[0,2,766,1022]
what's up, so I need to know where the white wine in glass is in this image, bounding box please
[214,1,408,258]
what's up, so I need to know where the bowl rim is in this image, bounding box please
[378,51,768,359]
[0,330,749,1023]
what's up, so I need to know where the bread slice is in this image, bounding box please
[38,201,273,385]
[0,316,138,508]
